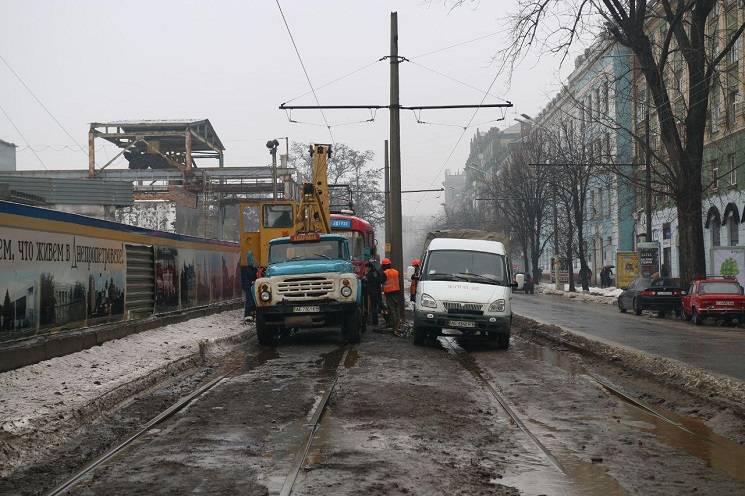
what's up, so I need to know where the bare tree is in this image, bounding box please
[478,0,745,285]
[288,142,384,227]
[489,128,552,282]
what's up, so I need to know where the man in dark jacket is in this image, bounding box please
[240,251,258,321]
[364,260,384,325]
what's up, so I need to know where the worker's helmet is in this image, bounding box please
[382,257,391,266]
[411,259,421,267]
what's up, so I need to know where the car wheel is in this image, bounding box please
[413,326,428,346]
[618,298,626,313]
[692,309,703,326]
[256,314,279,346]
[633,298,643,315]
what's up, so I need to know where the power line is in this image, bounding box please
[411,30,502,59]
[408,60,511,104]
[274,0,335,146]
[282,58,383,105]
[0,53,87,156]
[0,102,47,169]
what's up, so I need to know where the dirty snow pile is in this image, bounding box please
[536,284,621,305]
[0,309,247,477]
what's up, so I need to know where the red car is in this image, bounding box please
[681,277,745,325]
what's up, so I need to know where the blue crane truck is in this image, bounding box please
[253,232,365,345]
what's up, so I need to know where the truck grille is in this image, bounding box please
[443,301,484,315]
[277,276,334,299]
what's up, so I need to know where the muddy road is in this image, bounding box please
[4,324,745,496]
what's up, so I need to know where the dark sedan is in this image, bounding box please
[617,277,684,317]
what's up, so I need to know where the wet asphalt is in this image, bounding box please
[512,292,745,381]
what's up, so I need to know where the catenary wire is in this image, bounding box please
[411,29,502,59]
[282,58,383,104]
[408,59,511,103]
[274,0,335,146]
[0,102,48,169]
[0,53,87,156]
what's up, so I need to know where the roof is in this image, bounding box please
[90,118,224,151]
[0,138,17,148]
[427,237,506,255]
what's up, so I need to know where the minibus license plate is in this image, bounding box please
[448,320,475,328]
[294,306,320,313]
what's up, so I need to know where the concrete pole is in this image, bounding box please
[389,12,404,307]
[271,148,278,200]
[384,139,390,258]
[88,128,95,177]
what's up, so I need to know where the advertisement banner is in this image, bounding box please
[616,251,639,289]
[710,247,745,288]
[637,242,660,278]
[0,226,125,339]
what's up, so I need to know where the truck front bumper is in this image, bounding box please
[414,309,510,336]
[257,301,357,328]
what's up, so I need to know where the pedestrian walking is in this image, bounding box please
[382,258,402,333]
[364,260,384,325]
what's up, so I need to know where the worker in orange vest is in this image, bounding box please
[381,258,402,332]
[409,259,421,302]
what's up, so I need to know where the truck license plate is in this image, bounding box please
[293,306,320,313]
[448,320,476,328]
[717,301,735,305]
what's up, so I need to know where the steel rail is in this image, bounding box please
[45,363,242,496]
[440,338,567,475]
[279,348,350,496]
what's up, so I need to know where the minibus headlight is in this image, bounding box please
[488,299,506,312]
[420,293,437,308]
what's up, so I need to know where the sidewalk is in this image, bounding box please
[534,283,621,306]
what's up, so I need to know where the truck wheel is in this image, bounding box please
[413,326,427,346]
[256,314,278,346]
[342,308,361,344]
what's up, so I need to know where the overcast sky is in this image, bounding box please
[0,0,584,216]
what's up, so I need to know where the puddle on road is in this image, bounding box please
[343,349,360,368]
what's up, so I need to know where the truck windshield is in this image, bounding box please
[269,240,346,263]
[423,249,507,286]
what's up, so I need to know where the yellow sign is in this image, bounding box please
[616,251,640,289]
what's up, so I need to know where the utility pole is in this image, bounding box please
[645,96,652,242]
[384,139,391,258]
[389,12,404,300]
[267,139,280,200]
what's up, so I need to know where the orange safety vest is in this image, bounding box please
[383,268,400,293]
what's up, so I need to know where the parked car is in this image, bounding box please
[681,277,745,326]
[617,277,684,317]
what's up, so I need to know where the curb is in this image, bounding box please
[0,327,253,479]
[512,314,745,416]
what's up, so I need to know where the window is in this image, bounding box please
[598,188,604,218]
[712,221,721,247]
[711,160,720,191]
[422,250,508,286]
[607,186,612,217]
[241,206,260,232]
[663,222,672,240]
[263,204,294,228]
[729,153,737,186]
[728,215,739,246]
[710,88,721,135]
[602,80,609,113]
[594,88,601,118]
[590,190,596,219]
[269,239,346,264]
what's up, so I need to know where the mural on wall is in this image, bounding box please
[0,226,125,340]
[155,247,179,312]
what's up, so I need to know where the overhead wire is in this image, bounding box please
[411,29,502,59]
[0,102,48,169]
[282,58,383,105]
[274,0,335,146]
[0,53,87,156]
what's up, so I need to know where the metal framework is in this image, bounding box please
[88,119,226,177]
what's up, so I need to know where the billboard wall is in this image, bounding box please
[616,251,640,289]
[710,247,745,288]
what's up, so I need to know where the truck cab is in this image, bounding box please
[253,233,363,345]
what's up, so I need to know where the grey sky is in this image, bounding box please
[0,0,582,216]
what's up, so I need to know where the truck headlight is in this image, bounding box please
[420,293,436,308]
[488,299,505,312]
[260,290,271,302]
[341,285,353,297]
